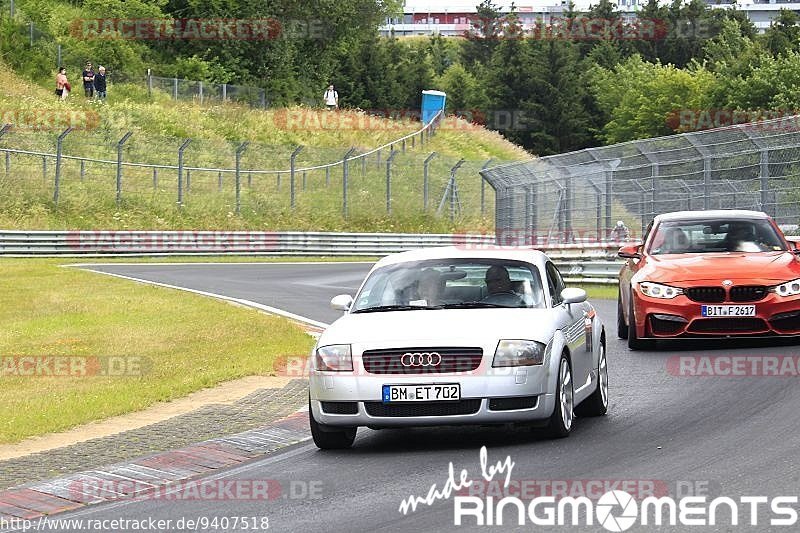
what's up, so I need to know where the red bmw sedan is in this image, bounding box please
[618,210,800,349]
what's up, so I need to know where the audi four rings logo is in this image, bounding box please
[401,352,442,366]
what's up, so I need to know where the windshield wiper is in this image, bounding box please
[440,302,512,309]
[352,304,441,313]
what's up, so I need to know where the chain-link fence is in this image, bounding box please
[146,75,269,109]
[0,114,513,228]
[481,116,800,244]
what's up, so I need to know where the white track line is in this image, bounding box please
[66,265,331,329]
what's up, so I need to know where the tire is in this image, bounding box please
[545,353,574,438]
[627,294,655,350]
[309,400,356,450]
[617,291,628,339]
[576,340,608,417]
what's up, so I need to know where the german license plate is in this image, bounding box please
[701,305,756,317]
[382,384,460,403]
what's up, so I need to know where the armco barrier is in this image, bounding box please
[0,230,625,284]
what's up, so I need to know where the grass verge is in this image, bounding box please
[0,258,315,444]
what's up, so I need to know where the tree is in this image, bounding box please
[762,9,800,57]
[462,0,506,67]
[589,55,716,142]
[522,40,592,154]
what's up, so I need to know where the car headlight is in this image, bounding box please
[638,281,684,299]
[492,340,546,367]
[314,344,353,371]
[770,278,800,297]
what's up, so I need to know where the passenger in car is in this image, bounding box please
[415,268,444,306]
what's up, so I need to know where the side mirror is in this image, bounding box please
[618,244,643,259]
[786,239,800,255]
[561,287,587,305]
[330,294,354,312]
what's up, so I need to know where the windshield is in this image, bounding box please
[351,259,546,312]
[648,219,787,255]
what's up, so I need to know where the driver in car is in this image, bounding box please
[482,265,524,306]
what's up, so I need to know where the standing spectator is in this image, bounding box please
[612,220,630,242]
[82,62,95,98]
[94,66,107,101]
[55,67,68,101]
[323,84,338,110]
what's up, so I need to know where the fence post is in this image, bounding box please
[423,152,437,210]
[525,186,534,245]
[177,139,191,207]
[80,159,85,181]
[450,159,465,222]
[325,166,330,187]
[235,142,249,215]
[29,22,33,46]
[702,155,711,210]
[342,147,356,218]
[651,162,659,221]
[290,145,303,209]
[218,171,223,191]
[153,168,158,189]
[42,156,47,180]
[480,158,493,215]
[146,69,152,97]
[605,161,619,238]
[222,83,227,102]
[199,81,204,105]
[361,155,366,176]
[376,148,381,168]
[760,149,772,216]
[186,170,191,192]
[173,78,178,100]
[53,127,73,205]
[437,159,465,221]
[116,131,133,206]
[386,150,398,215]
[401,139,406,153]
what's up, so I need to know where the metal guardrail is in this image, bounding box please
[0,230,626,284]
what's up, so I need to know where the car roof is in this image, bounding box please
[372,246,550,269]
[654,209,770,223]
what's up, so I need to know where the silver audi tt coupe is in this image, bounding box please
[308,247,608,449]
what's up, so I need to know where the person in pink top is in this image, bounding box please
[55,67,69,100]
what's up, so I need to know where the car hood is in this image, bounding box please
[636,251,800,283]
[318,308,562,348]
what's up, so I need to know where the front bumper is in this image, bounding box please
[632,291,800,338]
[309,368,555,427]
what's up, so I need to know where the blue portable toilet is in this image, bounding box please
[421,90,446,125]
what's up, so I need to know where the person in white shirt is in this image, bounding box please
[323,84,338,110]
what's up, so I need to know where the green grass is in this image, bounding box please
[573,283,617,301]
[0,258,315,444]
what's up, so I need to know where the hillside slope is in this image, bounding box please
[0,63,530,232]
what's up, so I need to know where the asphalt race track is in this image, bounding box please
[50,262,800,531]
